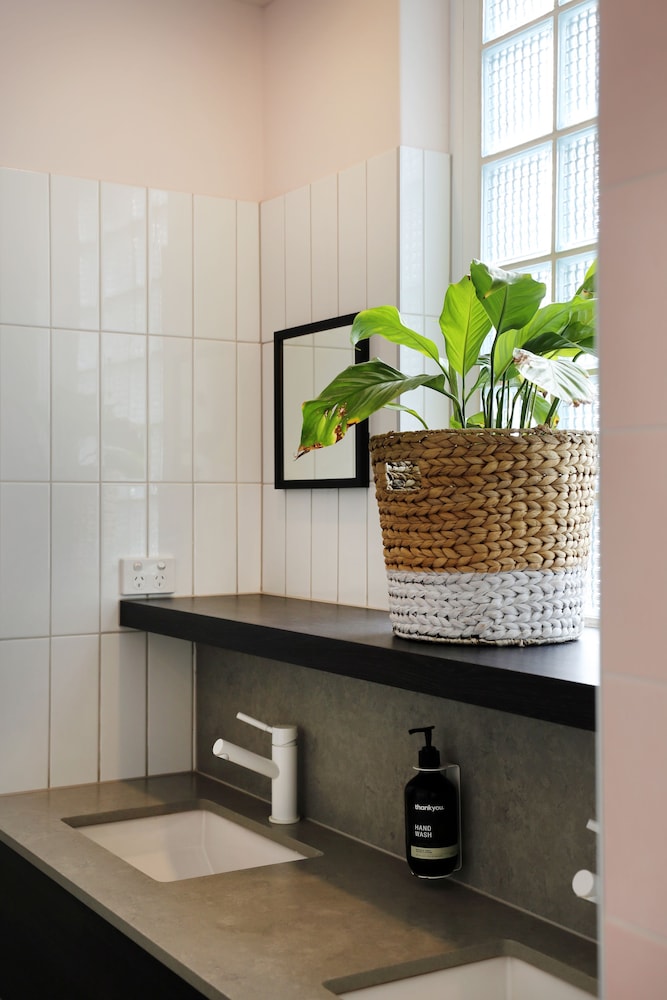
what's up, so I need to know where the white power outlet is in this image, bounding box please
[120,557,176,596]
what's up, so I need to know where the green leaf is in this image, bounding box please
[493,296,597,375]
[465,411,486,428]
[385,401,429,430]
[297,359,447,455]
[470,260,546,337]
[439,275,492,377]
[350,307,442,365]
[576,259,597,297]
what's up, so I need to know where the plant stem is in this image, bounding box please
[544,396,560,426]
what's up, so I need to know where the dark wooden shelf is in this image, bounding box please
[119,594,598,731]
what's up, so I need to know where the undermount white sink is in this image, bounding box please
[335,956,594,1000]
[71,805,313,882]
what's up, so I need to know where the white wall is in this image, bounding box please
[0,0,264,200]
[262,0,401,200]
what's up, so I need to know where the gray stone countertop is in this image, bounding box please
[0,773,597,1000]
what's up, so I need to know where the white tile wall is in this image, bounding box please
[0,167,262,795]
[259,149,442,611]
[0,150,429,794]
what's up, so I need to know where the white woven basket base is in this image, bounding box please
[387,568,586,646]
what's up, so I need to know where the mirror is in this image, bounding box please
[274,314,370,489]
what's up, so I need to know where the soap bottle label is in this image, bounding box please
[411,842,458,861]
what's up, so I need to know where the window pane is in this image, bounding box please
[483,21,554,155]
[482,144,553,262]
[555,251,595,300]
[558,1,599,128]
[483,0,553,42]
[512,261,552,301]
[556,127,599,250]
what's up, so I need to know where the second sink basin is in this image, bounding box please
[332,955,594,999]
[68,802,317,881]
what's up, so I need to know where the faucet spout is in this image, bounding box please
[212,713,299,825]
[212,739,279,781]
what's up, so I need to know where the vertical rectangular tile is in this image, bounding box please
[310,490,339,604]
[0,168,50,327]
[0,326,50,480]
[51,484,100,636]
[193,195,236,341]
[260,196,285,341]
[147,633,193,775]
[148,188,193,337]
[237,200,260,342]
[367,490,389,611]
[237,483,262,593]
[194,484,237,594]
[0,484,50,639]
[399,146,425,314]
[100,484,147,633]
[424,151,451,316]
[236,342,262,483]
[51,174,100,331]
[262,340,275,484]
[101,332,147,481]
[285,186,312,327]
[311,173,339,322]
[50,635,99,787]
[101,182,147,333]
[148,484,194,596]
[51,329,99,482]
[100,631,147,781]
[193,339,236,482]
[285,491,312,599]
[0,638,49,794]
[367,149,399,308]
[338,162,367,314]
[337,489,368,606]
[148,335,193,482]
[262,485,286,595]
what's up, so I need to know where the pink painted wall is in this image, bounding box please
[0,0,263,200]
[261,0,401,199]
[599,1,667,995]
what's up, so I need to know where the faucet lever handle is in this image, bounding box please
[236,711,273,734]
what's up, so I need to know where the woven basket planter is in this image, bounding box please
[369,428,598,646]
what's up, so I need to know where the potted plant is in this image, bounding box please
[297,260,598,646]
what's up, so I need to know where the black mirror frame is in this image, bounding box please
[274,313,370,490]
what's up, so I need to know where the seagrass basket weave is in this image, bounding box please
[369,428,599,645]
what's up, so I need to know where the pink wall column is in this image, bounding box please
[599,2,667,995]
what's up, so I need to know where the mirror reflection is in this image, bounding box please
[274,314,369,489]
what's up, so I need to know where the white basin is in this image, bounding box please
[336,956,593,999]
[74,807,310,882]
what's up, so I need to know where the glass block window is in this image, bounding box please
[481,0,599,280]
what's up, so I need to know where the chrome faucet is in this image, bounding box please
[212,712,299,824]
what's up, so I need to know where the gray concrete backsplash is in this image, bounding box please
[195,645,597,941]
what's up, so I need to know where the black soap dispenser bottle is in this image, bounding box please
[405,726,460,879]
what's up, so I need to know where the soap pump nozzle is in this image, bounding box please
[409,725,442,769]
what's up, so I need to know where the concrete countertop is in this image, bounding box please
[0,773,597,1000]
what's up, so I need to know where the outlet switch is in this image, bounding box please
[120,557,175,595]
